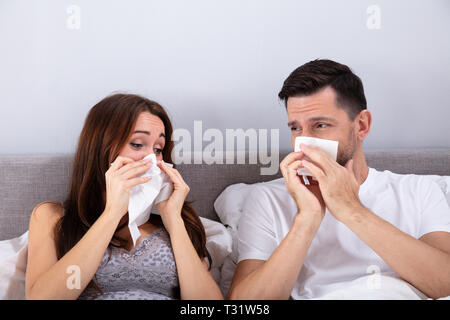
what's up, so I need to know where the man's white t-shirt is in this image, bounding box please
[237,168,450,299]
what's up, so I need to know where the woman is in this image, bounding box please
[25,93,223,300]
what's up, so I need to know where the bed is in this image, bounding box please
[1,148,449,299]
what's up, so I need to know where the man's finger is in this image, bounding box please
[287,160,303,179]
[280,151,305,174]
[344,159,358,184]
[345,158,353,171]
[300,144,336,173]
[302,160,326,182]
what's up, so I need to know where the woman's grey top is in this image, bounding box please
[78,227,179,300]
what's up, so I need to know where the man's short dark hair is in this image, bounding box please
[278,59,367,120]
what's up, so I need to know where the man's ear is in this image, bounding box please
[355,110,372,142]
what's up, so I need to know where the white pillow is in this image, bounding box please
[214,183,256,296]
[218,226,239,297]
[0,231,28,300]
[214,183,256,230]
[199,216,233,293]
[0,217,232,300]
[199,217,232,268]
[424,175,450,204]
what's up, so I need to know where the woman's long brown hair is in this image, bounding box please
[54,93,211,296]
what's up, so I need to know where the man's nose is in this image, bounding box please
[300,128,314,137]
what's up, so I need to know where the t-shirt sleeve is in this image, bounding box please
[418,177,450,238]
[237,185,278,263]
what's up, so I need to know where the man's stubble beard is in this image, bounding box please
[336,126,357,167]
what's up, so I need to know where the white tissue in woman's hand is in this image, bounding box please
[294,136,338,177]
[127,153,173,246]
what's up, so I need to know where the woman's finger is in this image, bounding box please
[171,167,185,182]
[159,163,189,192]
[124,175,152,189]
[117,158,151,175]
[122,163,152,180]
[109,156,134,172]
[158,162,180,183]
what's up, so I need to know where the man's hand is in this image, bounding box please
[280,152,326,227]
[298,144,363,222]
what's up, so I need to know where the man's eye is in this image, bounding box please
[154,148,163,154]
[130,143,143,149]
[291,127,301,131]
[316,123,328,129]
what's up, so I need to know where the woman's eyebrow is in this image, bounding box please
[133,130,150,135]
[133,130,165,138]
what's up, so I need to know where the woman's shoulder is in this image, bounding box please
[30,201,64,225]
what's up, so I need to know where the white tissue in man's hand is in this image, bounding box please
[127,153,173,246]
[294,136,339,177]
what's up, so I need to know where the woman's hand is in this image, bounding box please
[104,156,153,221]
[156,161,190,235]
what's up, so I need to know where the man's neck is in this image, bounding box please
[352,147,370,185]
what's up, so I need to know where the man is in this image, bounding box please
[228,59,450,299]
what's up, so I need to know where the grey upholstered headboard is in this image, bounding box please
[0,148,449,241]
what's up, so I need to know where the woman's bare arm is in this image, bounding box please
[25,201,122,300]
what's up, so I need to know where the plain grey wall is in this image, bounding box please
[1,0,449,156]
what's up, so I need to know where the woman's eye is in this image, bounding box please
[130,143,143,149]
[154,148,163,154]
